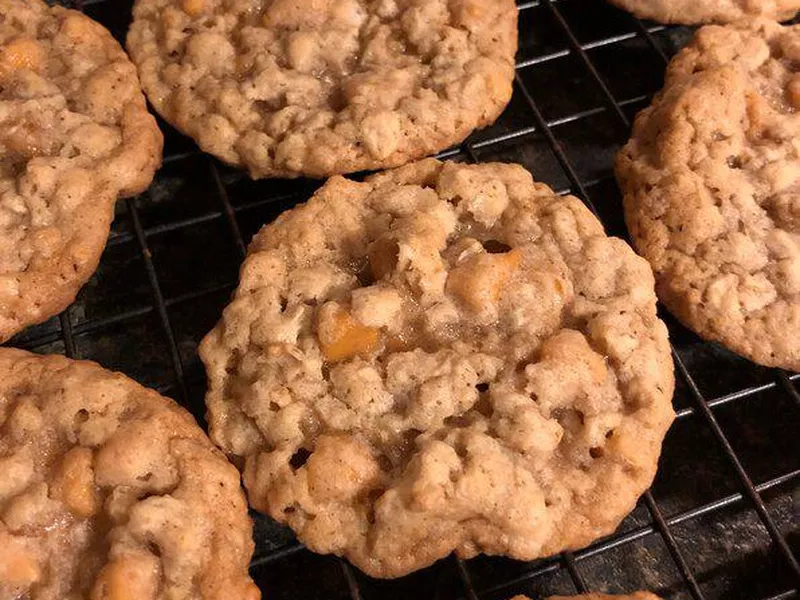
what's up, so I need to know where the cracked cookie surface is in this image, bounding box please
[127,0,516,179]
[0,348,259,600]
[607,0,800,24]
[0,0,162,343]
[200,158,675,578]
[617,21,800,371]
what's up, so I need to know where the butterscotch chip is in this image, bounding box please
[200,159,675,578]
[126,0,516,179]
[513,594,661,600]
[607,0,799,24]
[616,21,800,371]
[0,349,259,600]
[0,0,163,342]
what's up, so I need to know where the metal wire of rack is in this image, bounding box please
[14,1,800,599]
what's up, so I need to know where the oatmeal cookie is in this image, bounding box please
[200,159,675,578]
[514,594,660,600]
[0,0,163,343]
[616,21,800,371]
[0,348,259,600]
[127,0,516,179]
[607,0,800,24]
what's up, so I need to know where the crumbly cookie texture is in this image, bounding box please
[0,0,162,343]
[607,0,800,24]
[200,159,675,578]
[0,348,259,600]
[616,21,800,371]
[513,593,661,600]
[127,0,516,179]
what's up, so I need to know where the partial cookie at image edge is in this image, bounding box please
[200,158,675,578]
[0,347,259,600]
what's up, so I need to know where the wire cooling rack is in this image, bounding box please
[15,1,800,598]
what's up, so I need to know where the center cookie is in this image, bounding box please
[200,159,675,578]
[127,0,517,179]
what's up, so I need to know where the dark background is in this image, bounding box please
[15,1,800,598]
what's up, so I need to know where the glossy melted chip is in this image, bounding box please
[0,0,162,342]
[200,158,675,578]
[0,349,259,600]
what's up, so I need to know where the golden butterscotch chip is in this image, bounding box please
[616,21,800,371]
[90,553,159,600]
[200,159,675,578]
[127,0,517,179]
[0,0,162,343]
[0,349,258,600]
[446,249,522,317]
[0,535,41,587]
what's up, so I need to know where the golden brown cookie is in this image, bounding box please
[0,0,163,342]
[617,20,800,371]
[607,0,799,24]
[200,158,675,578]
[127,0,516,179]
[0,348,259,600]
